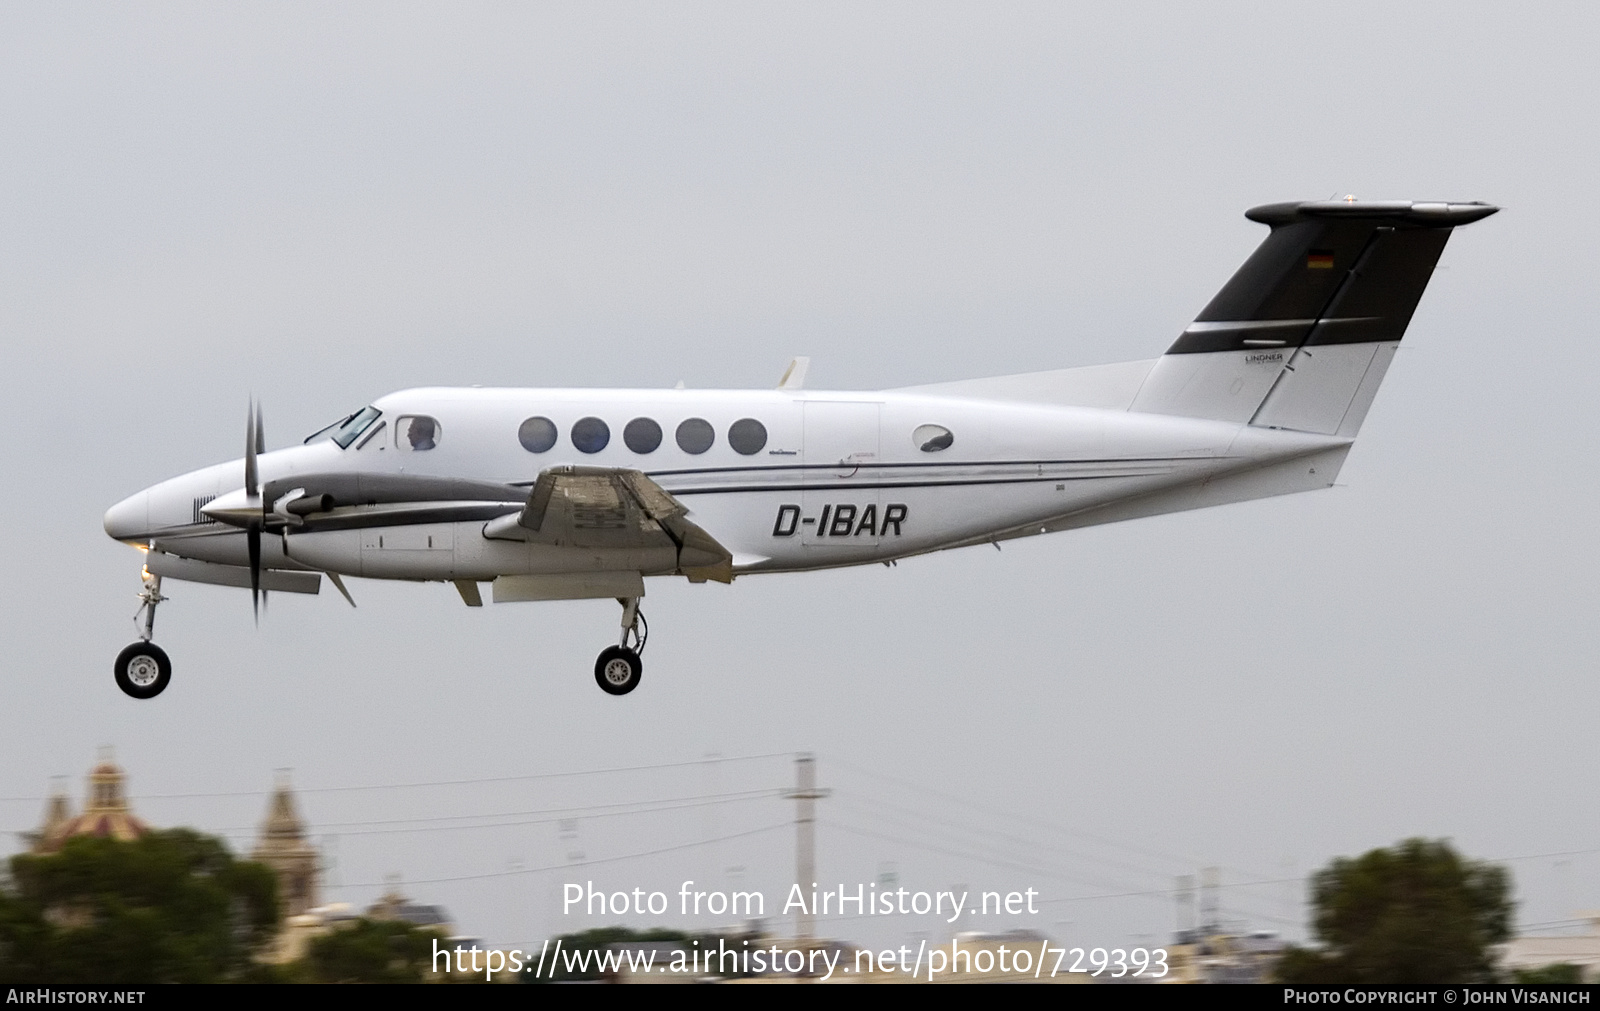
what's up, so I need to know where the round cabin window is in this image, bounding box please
[676,418,715,454]
[624,417,663,454]
[571,417,611,454]
[728,418,768,456]
[518,416,558,453]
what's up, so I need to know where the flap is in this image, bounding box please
[509,466,734,583]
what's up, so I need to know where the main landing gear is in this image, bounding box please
[116,568,171,699]
[594,596,646,696]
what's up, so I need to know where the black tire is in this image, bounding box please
[594,646,643,696]
[114,642,171,699]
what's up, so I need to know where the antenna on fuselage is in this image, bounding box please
[777,357,810,390]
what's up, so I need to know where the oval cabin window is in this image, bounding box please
[913,424,953,452]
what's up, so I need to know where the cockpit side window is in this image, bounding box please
[328,406,382,449]
[355,420,386,450]
[396,415,441,451]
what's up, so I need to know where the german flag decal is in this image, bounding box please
[1306,250,1336,269]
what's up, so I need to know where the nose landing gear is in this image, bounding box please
[594,596,645,696]
[116,568,172,699]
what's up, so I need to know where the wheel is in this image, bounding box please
[114,642,171,699]
[594,646,643,696]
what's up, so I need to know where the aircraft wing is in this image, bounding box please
[487,466,734,584]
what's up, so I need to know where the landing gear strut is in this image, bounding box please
[116,568,171,699]
[594,596,645,696]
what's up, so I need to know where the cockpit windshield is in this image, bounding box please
[306,406,383,449]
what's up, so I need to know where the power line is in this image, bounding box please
[826,807,1305,934]
[272,792,780,838]
[337,820,792,888]
[831,787,1178,891]
[1037,877,1305,905]
[0,751,792,803]
[1516,917,1596,932]
[227,788,782,833]
[829,757,1239,875]
[1494,846,1600,863]
[820,816,1148,897]
[827,797,1160,899]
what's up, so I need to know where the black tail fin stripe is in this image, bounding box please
[1166,201,1494,355]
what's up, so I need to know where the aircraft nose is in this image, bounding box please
[104,490,150,542]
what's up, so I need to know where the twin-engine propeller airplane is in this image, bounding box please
[104,198,1496,699]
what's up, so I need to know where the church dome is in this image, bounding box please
[30,752,149,854]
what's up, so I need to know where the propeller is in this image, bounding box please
[246,399,264,623]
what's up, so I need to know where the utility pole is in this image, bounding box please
[1281,857,1300,943]
[1175,874,1196,939]
[703,752,722,893]
[782,752,830,940]
[1200,866,1221,935]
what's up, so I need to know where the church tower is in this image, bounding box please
[24,777,72,854]
[30,749,150,854]
[251,771,321,918]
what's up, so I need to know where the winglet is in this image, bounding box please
[777,357,810,390]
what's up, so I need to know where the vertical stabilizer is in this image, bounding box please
[1129,200,1496,433]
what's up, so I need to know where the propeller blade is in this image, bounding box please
[248,526,261,624]
[244,398,259,498]
[241,398,269,625]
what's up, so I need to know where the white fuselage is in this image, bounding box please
[97,198,1493,700]
[106,385,1347,585]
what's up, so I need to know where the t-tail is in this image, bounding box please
[1129,199,1498,435]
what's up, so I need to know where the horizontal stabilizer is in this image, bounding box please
[1041,444,1352,534]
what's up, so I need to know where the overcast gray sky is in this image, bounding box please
[2,2,1596,952]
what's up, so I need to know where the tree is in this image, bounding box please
[1276,838,1512,984]
[296,918,450,983]
[0,829,279,984]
